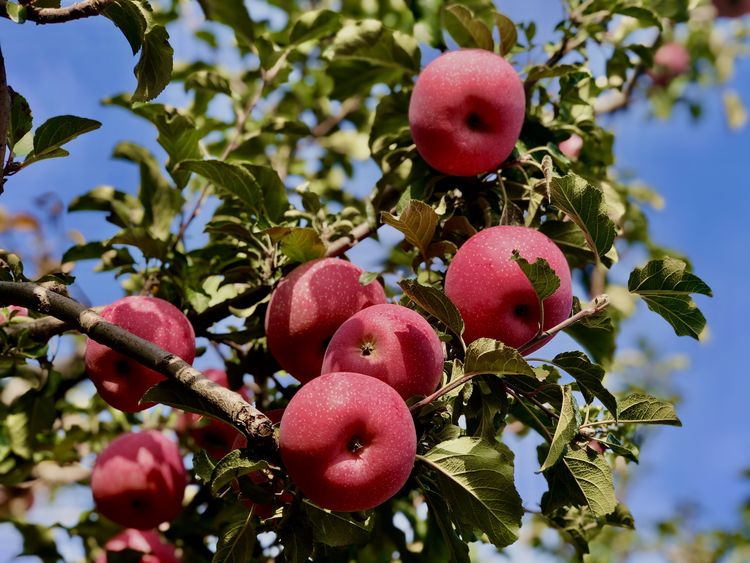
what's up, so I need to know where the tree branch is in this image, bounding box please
[0,43,9,194]
[0,0,115,24]
[325,220,377,259]
[0,281,275,446]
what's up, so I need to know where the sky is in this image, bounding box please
[1,1,749,561]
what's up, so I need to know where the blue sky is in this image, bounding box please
[1,1,748,561]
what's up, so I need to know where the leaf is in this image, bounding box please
[303,500,373,546]
[133,25,174,102]
[12,522,61,563]
[421,437,523,548]
[550,174,616,261]
[7,88,32,149]
[381,200,438,259]
[526,64,585,83]
[289,10,341,45]
[617,6,662,29]
[617,393,681,426]
[110,228,169,261]
[422,487,471,563]
[193,449,216,483]
[603,434,639,463]
[210,449,267,495]
[551,352,617,416]
[463,338,535,377]
[213,513,255,563]
[510,251,560,302]
[443,4,494,51]
[539,220,617,268]
[197,0,255,47]
[184,70,232,96]
[398,279,464,339]
[31,115,101,159]
[242,164,288,223]
[103,0,149,54]
[178,160,263,216]
[495,12,517,56]
[279,228,326,263]
[540,386,579,471]
[628,257,711,339]
[5,2,26,23]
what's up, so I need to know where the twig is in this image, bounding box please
[0,0,114,24]
[324,220,377,258]
[0,281,275,445]
[0,43,8,193]
[409,371,486,412]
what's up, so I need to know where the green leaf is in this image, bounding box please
[381,200,438,259]
[303,500,374,546]
[289,10,341,45]
[603,434,639,463]
[510,251,560,302]
[463,338,535,377]
[197,0,255,47]
[267,227,326,263]
[443,4,494,51]
[193,449,216,483]
[551,352,617,416]
[278,521,314,563]
[421,437,523,548]
[550,174,616,261]
[242,164,289,223]
[539,220,617,268]
[5,2,26,23]
[178,160,263,216]
[213,513,255,563]
[617,6,662,29]
[7,88,32,149]
[31,115,101,159]
[628,257,711,339]
[422,487,471,563]
[184,69,232,96]
[398,279,464,339]
[526,64,585,83]
[210,449,267,495]
[617,393,681,426]
[12,522,61,562]
[540,386,579,471]
[133,25,174,102]
[68,186,143,228]
[110,228,169,261]
[103,0,149,55]
[495,12,517,56]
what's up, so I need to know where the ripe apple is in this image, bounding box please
[444,225,572,353]
[279,372,416,512]
[95,529,178,563]
[713,0,750,17]
[0,305,27,324]
[558,134,583,159]
[648,42,690,87]
[85,295,196,412]
[175,368,250,460]
[408,49,526,176]
[91,430,187,530]
[321,304,444,400]
[265,258,386,383]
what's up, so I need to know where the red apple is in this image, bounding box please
[265,258,386,383]
[408,49,526,176]
[713,0,750,17]
[91,430,187,530]
[321,304,444,400]
[175,368,250,460]
[444,225,572,352]
[558,134,583,159]
[279,372,416,512]
[85,296,196,412]
[0,305,27,324]
[648,42,690,87]
[95,529,179,563]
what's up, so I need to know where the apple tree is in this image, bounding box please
[0,0,740,561]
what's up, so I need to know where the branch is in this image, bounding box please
[0,43,8,193]
[0,0,114,24]
[324,220,377,259]
[518,294,610,355]
[0,281,275,446]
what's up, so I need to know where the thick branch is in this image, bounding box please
[0,43,8,193]
[0,281,275,446]
[0,0,114,24]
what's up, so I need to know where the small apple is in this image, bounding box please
[0,305,27,324]
[95,529,179,563]
[175,368,250,460]
[444,225,572,353]
[91,430,187,530]
[321,304,444,400]
[712,0,750,17]
[408,49,526,176]
[279,372,416,512]
[265,258,386,383]
[85,295,196,412]
[558,134,583,159]
[648,42,690,87]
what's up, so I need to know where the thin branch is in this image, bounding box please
[0,281,275,446]
[0,43,9,193]
[409,371,486,412]
[0,0,114,24]
[311,97,362,138]
[325,220,377,258]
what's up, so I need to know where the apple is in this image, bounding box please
[444,225,572,353]
[91,430,187,530]
[321,304,443,400]
[175,368,250,460]
[265,258,386,383]
[713,0,750,17]
[95,529,178,563]
[279,372,416,512]
[0,305,27,324]
[648,42,690,87]
[408,49,526,176]
[558,134,583,159]
[85,295,196,412]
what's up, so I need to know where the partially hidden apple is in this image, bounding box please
[321,304,444,400]
[85,295,196,412]
[95,529,179,563]
[175,368,250,460]
[279,372,416,512]
[445,225,572,353]
[0,305,27,324]
[713,0,750,17]
[265,258,386,383]
[558,134,584,159]
[408,49,526,176]
[649,42,690,87]
[91,430,187,530]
